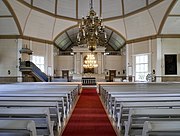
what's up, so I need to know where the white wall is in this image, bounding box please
[29,41,54,76]
[104,55,123,76]
[54,55,73,76]
[0,39,18,76]
[161,38,180,75]
[126,39,157,80]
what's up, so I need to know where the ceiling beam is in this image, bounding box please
[3,0,23,35]
[158,0,177,34]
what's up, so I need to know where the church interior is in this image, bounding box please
[0,0,180,136]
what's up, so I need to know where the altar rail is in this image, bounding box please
[82,77,96,85]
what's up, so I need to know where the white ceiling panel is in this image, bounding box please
[104,19,127,39]
[33,0,55,14]
[57,0,76,18]
[102,0,122,18]
[124,0,146,14]
[149,0,172,32]
[125,10,156,40]
[24,10,55,40]
[161,17,180,34]
[0,1,11,16]
[170,1,180,15]
[23,0,31,4]
[8,0,31,33]
[53,18,77,40]
[0,18,19,35]
[78,0,100,19]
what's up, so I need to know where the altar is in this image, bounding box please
[72,46,106,75]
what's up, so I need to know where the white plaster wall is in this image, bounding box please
[54,55,73,76]
[126,39,157,77]
[161,38,180,75]
[104,55,122,76]
[30,41,54,75]
[0,39,18,76]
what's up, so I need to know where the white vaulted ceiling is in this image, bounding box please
[0,0,179,49]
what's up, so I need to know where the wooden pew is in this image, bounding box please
[124,108,180,136]
[116,101,180,129]
[0,101,61,129]
[0,107,54,136]
[0,85,79,111]
[142,121,180,136]
[0,96,66,120]
[110,93,180,116]
[0,93,68,112]
[101,91,180,115]
[0,119,37,136]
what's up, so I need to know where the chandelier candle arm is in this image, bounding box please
[77,0,107,51]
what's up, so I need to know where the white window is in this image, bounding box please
[135,54,148,82]
[32,56,45,72]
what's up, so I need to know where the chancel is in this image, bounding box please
[0,0,180,136]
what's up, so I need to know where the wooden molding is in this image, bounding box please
[3,0,23,35]
[158,0,177,34]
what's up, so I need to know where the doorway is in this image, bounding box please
[109,70,116,82]
[62,70,69,81]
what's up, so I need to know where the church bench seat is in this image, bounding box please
[124,108,180,136]
[109,93,180,115]
[0,101,61,130]
[142,121,180,136]
[0,96,66,121]
[0,119,37,136]
[115,101,180,129]
[0,107,54,136]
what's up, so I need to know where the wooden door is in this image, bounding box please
[109,70,116,82]
[62,70,69,81]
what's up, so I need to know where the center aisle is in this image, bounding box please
[61,88,117,136]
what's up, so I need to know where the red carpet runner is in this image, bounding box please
[62,88,117,136]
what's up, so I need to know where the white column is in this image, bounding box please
[80,53,83,73]
[156,38,162,82]
[101,53,104,74]
[76,52,81,74]
[97,52,102,74]
[45,43,48,74]
[17,39,22,82]
[74,53,77,74]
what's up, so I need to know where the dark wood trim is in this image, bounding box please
[147,8,157,33]
[158,0,177,34]
[158,34,180,38]
[0,15,12,18]
[3,0,23,35]
[51,18,56,40]
[0,35,53,44]
[53,24,78,42]
[23,9,32,34]
[17,0,164,22]
[126,35,157,44]
[169,14,180,17]
[55,0,58,15]
[1,34,180,45]
[107,31,113,43]
[76,0,78,19]
[121,0,125,16]
[146,0,148,6]
[17,0,78,22]
[65,31,73,43]
[105,25,127,43]
[100,0,102,17]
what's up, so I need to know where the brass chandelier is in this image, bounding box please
[83,53,98,68]
[77,0,107,52]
